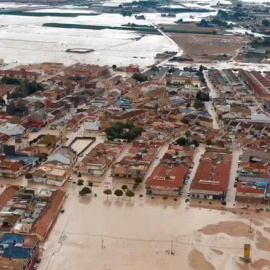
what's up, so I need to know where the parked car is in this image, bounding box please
[79,153,84,157]
[179,191,183,196]
[187,192,191,197]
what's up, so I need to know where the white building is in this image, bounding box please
[84,117,100,131]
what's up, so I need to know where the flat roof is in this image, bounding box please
[0,257,27,270]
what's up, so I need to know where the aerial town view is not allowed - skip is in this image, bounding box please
[1,0,270,269]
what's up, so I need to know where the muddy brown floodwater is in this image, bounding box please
[38,185,270,270]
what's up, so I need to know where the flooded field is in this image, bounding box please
[39,185,270,270]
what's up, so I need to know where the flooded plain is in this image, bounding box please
[38,184,270,270]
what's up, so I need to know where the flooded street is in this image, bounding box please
[226,149,242,207]
[38,184,270,270]
[182,143,206,195]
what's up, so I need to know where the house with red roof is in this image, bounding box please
[190,152,232,200]
[145,164,188,196]
[236,181,266,203]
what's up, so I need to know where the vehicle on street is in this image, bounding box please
[187,192,191,197]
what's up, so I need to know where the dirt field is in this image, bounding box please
[169,33,249,62]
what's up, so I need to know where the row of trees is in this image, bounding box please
[103,188,135,201]
[1,76,20,85]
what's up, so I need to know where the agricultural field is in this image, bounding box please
[170,33,250,62]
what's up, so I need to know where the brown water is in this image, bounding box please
[38,185,270,270]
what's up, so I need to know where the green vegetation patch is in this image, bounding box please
[42,23,160,33]
[0,10,100,17]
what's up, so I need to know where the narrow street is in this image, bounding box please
[182,144,206,195]
[205,101,219,130]
[203,70,220,99]
[226,149,242,207]
[203,70,220,130]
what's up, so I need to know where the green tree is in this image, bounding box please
[121,185,128,191]
[77,179,84,189]
[132,72,148,82]
[163,196,168,204]
[1,76,20,85]
[114,189,123,200]
[88,181,93,187]
[125,189,135,201]
[103,189,112,199]
[150,65,159,72]
[135,177,142,185]
[262,19,270,27]
[193,99,204,110]
[79,186,91,197]
[176,137,187,146]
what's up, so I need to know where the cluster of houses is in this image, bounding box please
[0,186,66,269]
[146,144,194,196]
[235,139,270,204]
[77,141,124,177]
[0,62,269,207]
[209,68,270,145]
[111,145,159,179]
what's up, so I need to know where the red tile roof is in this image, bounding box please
[146,164,187,188]
[30,189,66,240]
[236,182,265,194]
[0,186,19,212]
[191,152,232,192]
